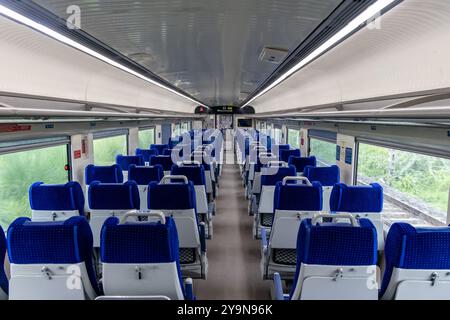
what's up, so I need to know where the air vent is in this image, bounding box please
[259,47,289,64]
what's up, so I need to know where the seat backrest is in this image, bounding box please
[116,155,144,171]
[149,155,174,172]
[303,165,340,186]
[29,181,85,221]
[100,214,185,300]
[128,165,164,186]
[147,181,196,212]
[135,148,158,162]
[171,164,206,186]
[89,181,140,211]
[7,216,99,300]
[85,164,123,185]
[261,165,297,186]
[280,149,301,163]
[0,226,8,299]
[151,144,169,155]
[381,223,450,300]
[291,216,378,300]
[288,156,317,173]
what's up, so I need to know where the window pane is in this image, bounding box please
[172,124,181,138]
[94,135,127,166]
[288,129,300,149]
[138,128,155,149]
[181,122,189,134]
[309,138,335,166]
[0,145,69,228]
[273,128,282,144]
[357,143,450,226]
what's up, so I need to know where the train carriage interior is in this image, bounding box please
[0,0,449,307]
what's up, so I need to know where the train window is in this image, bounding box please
[138,127,155,149]
[93,134,127,166]
[309,138,336,166]
[0,144,69,227]
[357,143,450,226]
[273,128,282,144]
[172,124,181,138]
[287,129,300,149]
[181,122,190,134]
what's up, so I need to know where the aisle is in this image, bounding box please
[195,164,271,299]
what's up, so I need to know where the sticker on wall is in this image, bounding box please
[345,147,353,165]
[336,145,341,161]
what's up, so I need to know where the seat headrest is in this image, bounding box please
[128,165,163,185]
[100,216,180,264]
[150,144,169,154]
[274,181,323,211]
[288,156,317,172]
[135,148,158,160]
[7,216,93,265]
[149,155,174,171]
[29,182,85,215]
[0,226,8,294]
[88,181,140,210]
[148,181,196,210]
[303,165,340,186]
[276,144,290,151]
[261,165,297,186]
[115,155,144,171]
[297,218,377,266]
[280,149,301,163]
[171,164,205,186]
[85,164,123,185]
[330,183,383,212]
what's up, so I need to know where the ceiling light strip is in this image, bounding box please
[242,0,397,108]
[0,4,206,107]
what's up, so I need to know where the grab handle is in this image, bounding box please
[161,175,188,184]
[312,213,358,227]
[120,210,166,225]
[282,176,311,186]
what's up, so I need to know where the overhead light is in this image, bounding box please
[0,4,208,108]
[241,0,397,108]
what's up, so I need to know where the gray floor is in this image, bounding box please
[195,164,272,300]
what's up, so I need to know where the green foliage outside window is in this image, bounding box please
[288,129,300,149]
[309,138,335,166]
[94,135,127,166]
[138,128,155,149]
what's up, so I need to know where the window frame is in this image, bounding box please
[308,136,337,167]
[93,129,129,165]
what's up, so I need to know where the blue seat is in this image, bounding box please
[7,216,100,300]
[330,183,384,250]
[303,165,340,211]
[115,155,144,179]
[151,144,169,155]
[85,164,123,185]
[129,164,164,210]
[288,156,316,174]
[280,149,301,163]
[88,181,140,247]
[169,137,181,148]
[261,180,323,279]
[274,215,378,300]
[381,223,450,300]
[135,148,158,162]
[29,181,85,221]
[0,226,8,299]
[149,155,174,174]
[100,214,194,300]
[148,178,207,279]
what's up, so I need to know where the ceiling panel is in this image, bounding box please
[30,0,342,106]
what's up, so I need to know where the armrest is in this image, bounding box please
[199,222,207,253]
[261,228,268,255]
[185,278,196,300]
[273,273,284,301]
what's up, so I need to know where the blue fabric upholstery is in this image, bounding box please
[135,148,158,161]
[85,164,123,185]
[381,223,450,297]
[149,155,174,171]
[330,183,383,213]
[261,165,297,186]
[291,218,377,298]
[29,181,85,216]
[148,181,197,213]
[273,181,323,211]
[128,165,163,185]
[169,137,181,148]
[101,216,184,295]
[151,144,169,155]
[171,164,206,186]
[115,155,144,171]
[88,181,140,210]
[7,216,100,295]
[0,226,8,294]
[303,165,340,186]
[288,156,317,173]
[280,149,301,163]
